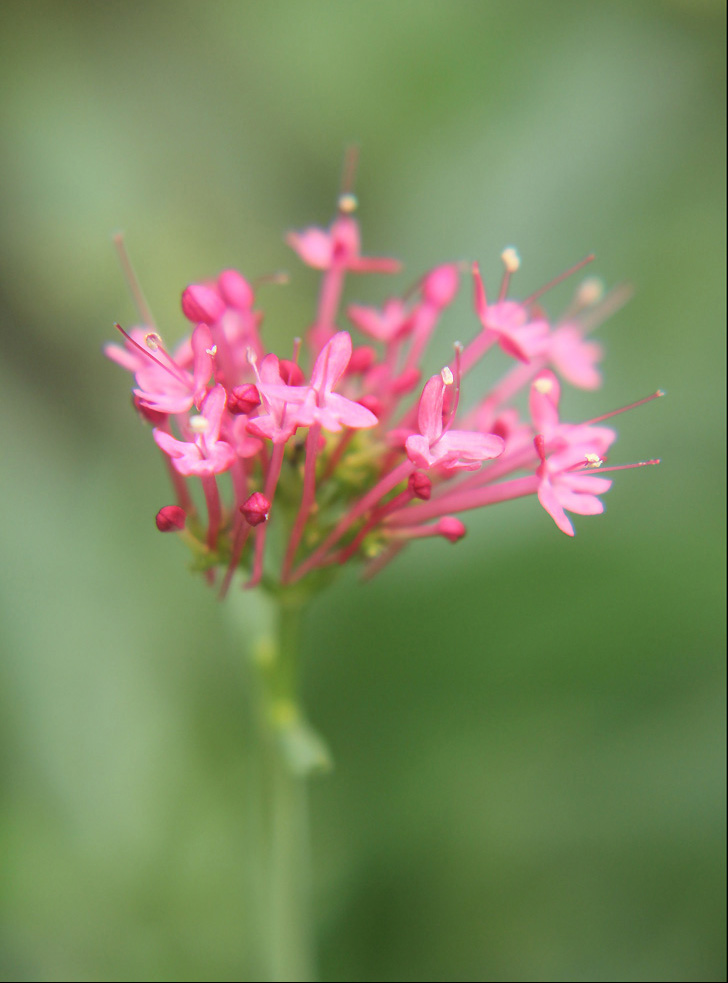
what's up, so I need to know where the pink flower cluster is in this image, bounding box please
[106,189,660,596]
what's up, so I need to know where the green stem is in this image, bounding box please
[267,736,315,982]
[245,590,331,982]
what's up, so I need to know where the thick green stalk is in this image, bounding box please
[239,589,330,982]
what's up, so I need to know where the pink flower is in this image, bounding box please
[529,370,616,458]
[299,332,379,432]
[472,263,549,363]
[547,324,603,390]
[108,176,659,591]
[405,373,504,472]
[154,385,236,477]
[133,323,214,415]
[347,298,410,344]
[534,435,612,537]
[255,333,378,434]
[246,354,309,444]
[287,211,401,275]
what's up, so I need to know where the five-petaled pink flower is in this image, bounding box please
[153,384,236,477]
[405,372,504,472]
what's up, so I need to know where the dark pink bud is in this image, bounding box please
[240,492,270,527]
[357,394,382,418]
[437,517,466,543]
[422,264,459,309]
[491,415,510,440]
[132,393,167,426]
[156,505,186,532]
[218,269,254,310]
[181,283,226,325]
[391,367,421,395]
[279,359,305,386]
[227,384,261,415]
[346,345,376,374]
[409,472,432,501]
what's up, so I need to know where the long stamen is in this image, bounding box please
[451,344,463,418]
[579,283,633,333]
[144,333,195,385]
[340,145,359,201]
[498,247,520,302]
[252,270,290,289]
[583,390,665,425]
[523,254,595,306]
[572,458,661,475]
[113,233,156,328]
[114,324,189,386]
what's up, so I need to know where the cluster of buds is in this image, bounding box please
[106,178,660,597]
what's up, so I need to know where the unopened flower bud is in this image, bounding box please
[241,492,270,527]
[391,366,421,395]
[357,394,382,418]
[422,264,459,309]
[156,505,186,532]
[409,472,432,500]
[437,517,466,542]
[227,384,261,415]
[181,283,226,325]
[347,345,376,374]
[218,269,255,310]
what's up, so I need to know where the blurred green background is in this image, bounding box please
[0,1,725,981]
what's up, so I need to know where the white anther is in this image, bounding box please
[205,345,218,357]
[441,366,454,386]
[338,193,358,214]
[501,247,521,273]
[189,414,209,434]
[576,277,604,306]
[145,332,162,350]
[584,453,603,467]
[534,377,554,394]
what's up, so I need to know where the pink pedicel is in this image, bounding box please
[107,174,660,593]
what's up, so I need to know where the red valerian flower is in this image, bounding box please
[107,176,660,595]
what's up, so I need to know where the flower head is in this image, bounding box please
[107,173,660,595]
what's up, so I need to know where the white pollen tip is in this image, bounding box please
[338,192,358,214]
[189,414,208,434]
[576,276,604,306]
[205,345,217,357]
[501,247,521,273]
[534,377,553,394]
[585,453,603,467]
[145,332,162,350]
[441,366,454,386]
